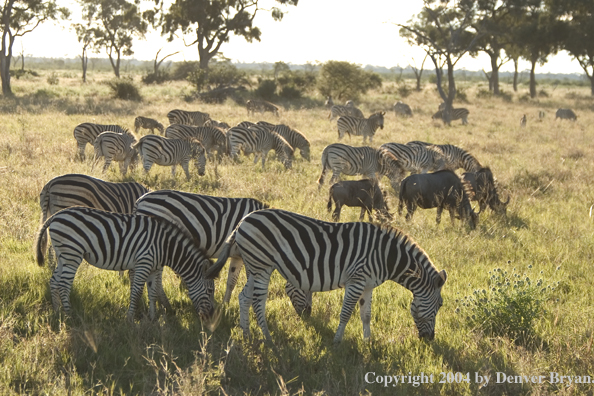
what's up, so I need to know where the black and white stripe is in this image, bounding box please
[328,104,364,121]
[407,141,482,173]
[92,130,138,175]
[379,142,446,175]
[36,207,215,321]
[205,208,447,343]
[432,108,470,125]
[167,109,211,126]
[73,123,126,161]
[246,99,280,116]
[555,108,577,121]
[135,135,206,180]
[256,122,310,161]
[165,124,227,160]
[134,116,164,135]
[38,174,149,260]
[134,190,269,303]
[204,119,231,131]
[227,125,294,169]
[337,112,385,143]
[317,143,404,191]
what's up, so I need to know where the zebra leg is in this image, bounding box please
[329,170,341,186]
[359,288,373,340]
[49,267,62,313]
[55,256,82,315]
[223,256,244,303]
[127,263,152,322]
[143,160,153,174]
[102,156,112,173]
[153,268,172,312]
[334,281,365,343]
[238,274,255,339]
[285,282,312,317]
[251,269,274,342]
[146,271,159,320]
[77,143,86,161]
[181,162,191,180]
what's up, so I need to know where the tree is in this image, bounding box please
[73,22,93,82]
[410,55,428,91]
[316,61,382,101]
[0,0,69,96]
[161,0,298,70]
[399,0,482,125]
[79,0,148,78]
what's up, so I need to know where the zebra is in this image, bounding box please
[256,122,311,161]
[204,119,230,131]
[432,108,470,125]
[135,135,206,180]
[328,104,364,121]
[407,142,482,173]
[337,112,385,143]
[167,109,211,126]
[317,143,405,192]
[379,142,446,175]
[227,125,294,169]
[134,116,164,135]
[164,124,227,161]
[204,208,447,343]
[92,130,138,175]
[73,123,126,161]
[246,99,280,116]
[520,114,527,128]
[394,101,413,117]
[35,207,215,322]
[38,174,149,262]
[555,108,577,121]
[134,190,274,306]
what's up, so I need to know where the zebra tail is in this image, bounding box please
[204,231,237,280]
[38,185,51,256]
[35,216,54,266]
[317,150,329,186]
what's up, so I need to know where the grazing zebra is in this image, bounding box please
[167,109,211,126]
[92,130,138,175]
[520,114,527,128]
[134,116,164,135]
[38,174,149,261]
[555,108,577,121]
[407,142,482,173]
[205,209,447,343]
[36,207,215,322]
[135,135,206,180]
[337,112,385,143]
[134,190,272,305]
[205,119,230,131]
[328,104,364,121]
[393,101,413,117]
[379,142,446,175]
[432,108,470,125]
[165,124,227,161]
[227,125,294,169]
[73,123,126,161]
[256,122,311,161]
[246,99,280,116]
[317,143,404,192]
[236,121,256,128]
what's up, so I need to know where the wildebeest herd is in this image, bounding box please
[36,100,576,344]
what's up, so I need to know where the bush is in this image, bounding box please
[107,79,142,101]
[457,266,559,340]
[279,85,301,99]
[171,61,200,81]
[187,61,248,95]
[397,82,411,98]
[317,60,382,100]
[255,79,277,100]
[476,89,493,99]
[142,70,171,85]
[46,73,59,85]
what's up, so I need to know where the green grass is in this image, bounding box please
[0,70,593,395]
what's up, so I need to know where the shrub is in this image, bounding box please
[279,85,301,99]
[538,89,549,98]
[457,266,559,340]
[317,60,382,100]
[46,73,59,85]
[107,79,142,101]
[397,82,411,98]
[255,79,277,100]
[171,61,200,81]
[142,70,171,85]
[476,89,493,99]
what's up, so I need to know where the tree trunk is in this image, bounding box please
[489,52,500,95]
[0,0,15,97]
[482,69,493,91]
[529,57,537,98]
[513,57,519,92]
[81,48,88,83]
[430,54,447,103]
[442,56,456,126]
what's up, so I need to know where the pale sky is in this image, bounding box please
[20,0,584,75]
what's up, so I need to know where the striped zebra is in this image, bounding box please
[337,112,385,143]
[134,116,164,135]
[73,123,126,161]
[246,99,280,116]
[227,125,294,169]
[256,122,311,161]
[36,207,215,322]
[167,109,211,126]
[555,108,577,121]
[432,108,470,125]
[205,209,447,343]
[328,104,364,121]
[135,135,206,180]
[407,141,482,173]
[394,101,413,117]
[205,119,230,131]
[38,174,149,261]
[92,130,138,175]
[317,143,404,192]
[379,142,446,175]
[134,190,275,306]
[164,124,227,161]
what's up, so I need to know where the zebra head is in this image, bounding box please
[190,139,206,176]
[188,261,216,321]
[371,112,385,130]
[301,144,311,162]
[410,269,447,340]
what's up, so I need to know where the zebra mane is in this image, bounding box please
[145,213,202,249]
[380,224,441,277]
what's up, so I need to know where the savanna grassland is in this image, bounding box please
[0,70,593,395]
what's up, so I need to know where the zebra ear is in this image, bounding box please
[436,269,447,288]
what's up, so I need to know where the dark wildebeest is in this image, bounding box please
[461,167,509,215]
[328,179,392,222]
[398,170,479,229]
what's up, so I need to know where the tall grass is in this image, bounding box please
[0,70,593,395]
